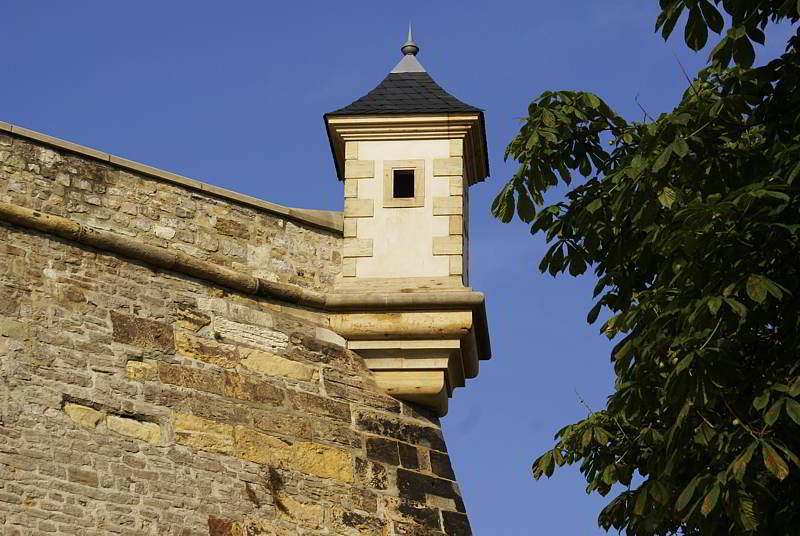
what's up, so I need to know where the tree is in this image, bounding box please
[492,2,800,534]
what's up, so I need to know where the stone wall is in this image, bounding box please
[0,132,340,291]
[0,130,472,535]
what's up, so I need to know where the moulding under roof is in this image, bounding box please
[0,121,343,234]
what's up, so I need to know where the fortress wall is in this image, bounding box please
[0,131,472,535]
[0,132,341,291]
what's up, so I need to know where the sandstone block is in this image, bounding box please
[354,458,388,490]
[449,138,463,157]
[232,426,287,464]
[341,257,356,277]
[433,157,463,176]
[233,426,353,482]
[345,141,358,160]
[175,332,239,368]
[276,494,324,528]
[344,159,374,179]
[432,236,462,256]
[442,511,472,536]
[344,179,358,198]
[174,413,234,455]
[343,218,357,238]
[207,516,244,536]
[110,312,174,352]
[366,437,400,466]
[448,215,463,235]
[432,196,463,216]
[0,318,28,340]
[225,303,274,328]
[174,306,211,332]
[214,218,250,239]
[343,238,373,258]
[64,403,104,429]
[153,225,176,240]
[287,391,350,422]
[344,198,374,218]
[355,411,446,452]
[223,373,284,405]
[239,349,317,382]
[126,361,158,382]
[430,450,456,480]
[331,507,388,535]
[67,467,98,488]
[398,443,420,470]
[449,255,463,276]
[449,176,463,196]
[212,318,288,351]
[107,415,161,444]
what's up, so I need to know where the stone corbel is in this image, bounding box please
[330,306,488,416]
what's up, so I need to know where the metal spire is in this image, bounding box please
[400,23,419,56]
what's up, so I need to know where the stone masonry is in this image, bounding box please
[0,130,473,535]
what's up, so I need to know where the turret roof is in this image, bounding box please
[326,25,482,117]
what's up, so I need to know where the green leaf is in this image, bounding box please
[515,183,536,223]
[790,377,800,397]
[586,199,603,214]
[581,428,593,448]
[672,136,689,158]
[593,427,610,445]
[753,391,770,410]
[701,484,720,516]
[765,399,783,426]
[746,25,766,45]
[724,297,748,318]
[587,302,602,324]
[652,146,673,173]
[698,1,724,33]
[762,442,790,480]
[676,475,700,512]
[491,182,516,223]
[732,442,758,481]
[658,187,677,209]
[634,489,648,515]
[738,493,759,530]
[785,399,800,425]
[746,275,767,304]
[685,7,709,50]
[579,157,592,177]
[707,297,722,315]
[733,37,755,68]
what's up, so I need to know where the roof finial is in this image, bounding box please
[401,23,419,56]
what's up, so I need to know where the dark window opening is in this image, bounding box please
[393,169,415,198]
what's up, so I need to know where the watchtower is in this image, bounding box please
[324,28,490,414]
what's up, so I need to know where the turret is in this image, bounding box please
[324,28,490,415]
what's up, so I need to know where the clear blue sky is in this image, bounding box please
[3,2,792,534]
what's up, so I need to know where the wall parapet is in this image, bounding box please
[0,121,343,233]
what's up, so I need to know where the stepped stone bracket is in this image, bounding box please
[331,309,484,416]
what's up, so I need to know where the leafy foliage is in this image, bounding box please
[493,2,800,534]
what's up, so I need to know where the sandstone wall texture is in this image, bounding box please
[0,131,472,535]
[0,133,341,291]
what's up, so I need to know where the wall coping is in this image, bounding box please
[0,121,343,234]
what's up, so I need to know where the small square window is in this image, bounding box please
[383,159,424,208]
[393,169,415,198]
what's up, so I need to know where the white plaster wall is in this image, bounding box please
[356,139,451,278]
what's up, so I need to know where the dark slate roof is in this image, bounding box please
[326,72,482,116]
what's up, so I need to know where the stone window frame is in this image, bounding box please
[383,159,425,208]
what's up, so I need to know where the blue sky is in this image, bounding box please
[3,2,794,534]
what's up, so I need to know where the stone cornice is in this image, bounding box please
[0,121,343,234]
[324,113,489,186]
